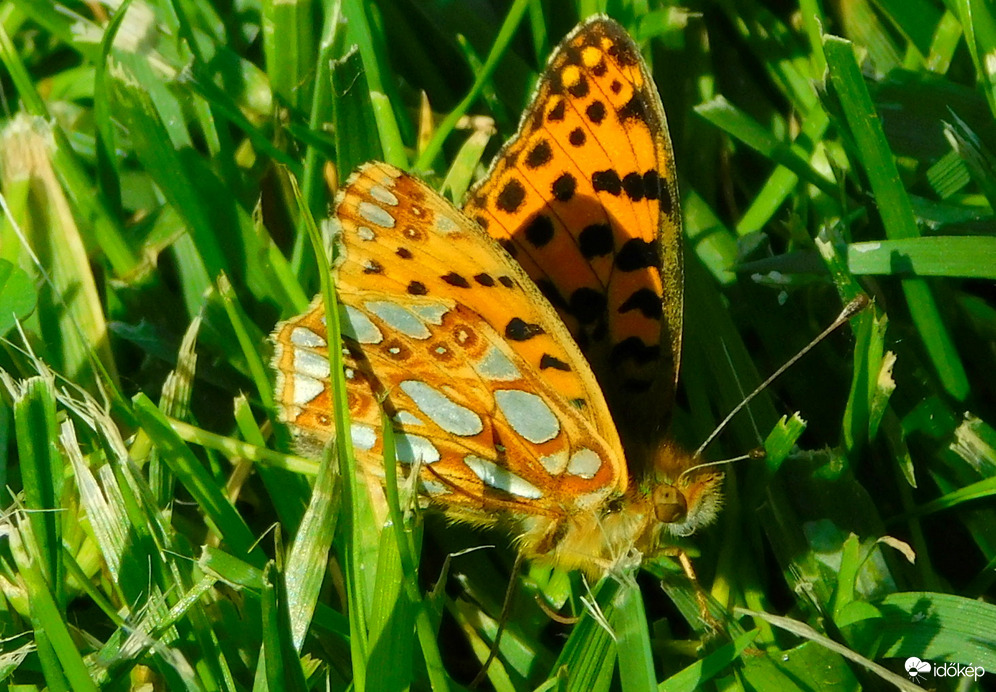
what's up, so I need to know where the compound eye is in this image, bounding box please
[653,483,688,523]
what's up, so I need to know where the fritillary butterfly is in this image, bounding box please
[271,16,723,576]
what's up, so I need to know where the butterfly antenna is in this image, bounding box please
[694,294,870,459]
[677,451,760,483]
[470,551,525,689]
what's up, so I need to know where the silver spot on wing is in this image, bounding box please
[566,448,601,479]
[475,344,521,381]
[539,451,568,475]
[395,433,441,464]
[350,424,377,451]
[293,349,330,380]
[410,302,449,326]
[341,306,383,344]
[357,201,396,228]
[291,374,324,406]
[494,389,561,444]
[365,301,431,339]
[464,455,543,499]
[369,184,399,206]
[290,327,326,348]
[400,381,483,436]
[435,214,460,234]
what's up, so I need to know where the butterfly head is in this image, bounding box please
[646,441,724,538]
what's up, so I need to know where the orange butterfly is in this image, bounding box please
[271,16,722,577]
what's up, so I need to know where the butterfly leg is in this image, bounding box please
[663,548,724,635]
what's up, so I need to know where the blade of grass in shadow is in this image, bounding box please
[814,225,884,454]
[738,607,921,691]
[0,261,35,336]
[341,0,408,169]
[659,629,758,692]
[132,393,264,566]
[262,0,316,112]
[695,96,837,198]
[301,2,345,225]
[735,110,831,236]
[170,419,318,476]
[875,591,996,671]
[235,393,310,530]
[955,0,996,117]
[414,0,533,173]
[260,559,309,692]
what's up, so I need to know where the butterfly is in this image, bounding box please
[271,16,723,577]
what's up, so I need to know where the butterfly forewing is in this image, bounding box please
[273,162,628,521]
[463,17,683,462]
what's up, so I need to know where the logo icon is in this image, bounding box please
[905,657,931,681]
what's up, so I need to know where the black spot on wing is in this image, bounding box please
[442,272,471,288]
[579,223,613,258]
[622,172,645,201]
[496,179,526,213]
[618,93,648,122]
[540,354,571,371]
[611,337,660,366]
[526,140,553,169]
[592,170,622,195]
[616,238,659,272]
[505,318,544,341]
[643,170,661,201]
[618,288,663,319]
[525,214,555,248]
[569,288,607,325]
[567,74,590,98]
[552,173,576,202]
[586,101,607,124]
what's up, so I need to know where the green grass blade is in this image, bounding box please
[132,393,263,564]
[847,237,996,278]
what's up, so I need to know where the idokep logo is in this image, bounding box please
[905,657,987,682]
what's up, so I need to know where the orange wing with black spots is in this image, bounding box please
[463,16,682,466]
[271,20,724,577]
[272,163,628,524]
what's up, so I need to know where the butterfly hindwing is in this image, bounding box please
[273,162,628,521]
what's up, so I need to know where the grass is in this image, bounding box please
[2,0,996,690]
